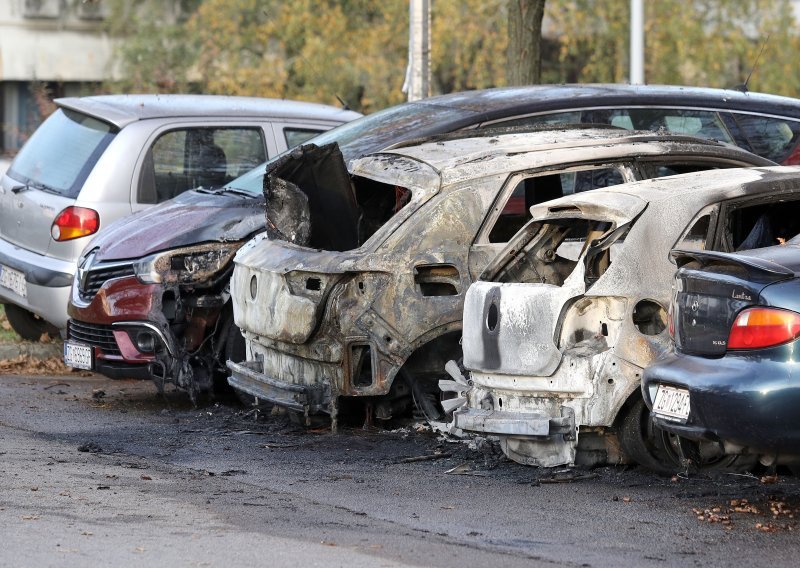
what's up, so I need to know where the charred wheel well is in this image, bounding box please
[399,329,463,379]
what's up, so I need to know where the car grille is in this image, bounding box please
[67,320,122,356]
[79,263,135,302]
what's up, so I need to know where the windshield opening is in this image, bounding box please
[7,109,116,198]
[222,101,473,197]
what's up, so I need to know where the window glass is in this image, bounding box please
[8,109,116,198]
[588,109,733,143]
[732,114,800,163]
[490,111,583,128]
[284,128,324,148]
[650,163,721,178]
[138,127,265,204]
[487,167,625,243]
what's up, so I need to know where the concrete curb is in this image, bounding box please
[0,342,62,361]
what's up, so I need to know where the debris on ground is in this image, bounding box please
[692,496,800,532]
[0,355,71,375]
[397,452,452,464]
[77,441,103,453]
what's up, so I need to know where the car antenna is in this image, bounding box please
[260,7,353,111]
[732,34,770,93]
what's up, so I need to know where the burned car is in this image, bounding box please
[443,165,800,472]
[227,127,771,425]
[642,240,800,470]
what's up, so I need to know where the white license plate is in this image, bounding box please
[653,385,690,422]
[0,263,27,298]
[64,341,93,370]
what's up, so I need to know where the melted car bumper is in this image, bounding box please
[227,358,331,414]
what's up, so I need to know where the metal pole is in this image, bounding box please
[403,0,430,101]
[630,0,644,84]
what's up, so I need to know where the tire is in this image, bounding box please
[4,304,58,341]
[658,430,759,475]
[617,397,680,475]
[618,396,758,475]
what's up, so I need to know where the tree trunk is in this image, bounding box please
[507,0,546,85]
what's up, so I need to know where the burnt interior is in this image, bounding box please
[264,143,411,252]
[730,201,800,251]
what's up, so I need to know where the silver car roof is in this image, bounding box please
[56,94,362,129]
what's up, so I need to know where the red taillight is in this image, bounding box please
[51,207,99,241]
[727,307,800,350]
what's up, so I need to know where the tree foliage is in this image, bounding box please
[545,0,800,94]
[104,0,800,112]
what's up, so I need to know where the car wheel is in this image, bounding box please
[3,304,58,341]
[401,368,447,423]
[617,397,679,475]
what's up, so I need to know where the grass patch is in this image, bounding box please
[0,305,22,343]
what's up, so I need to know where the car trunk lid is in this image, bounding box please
[672,248,798,356]
[232,238,355,344]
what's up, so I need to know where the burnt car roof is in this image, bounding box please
[422,84,800,121]
[56,94,362,129]
[356,127,772,187]
[530,165,800,220]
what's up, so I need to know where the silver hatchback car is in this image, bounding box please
[0,95,360,339]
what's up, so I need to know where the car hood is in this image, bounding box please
[91,190,267,261]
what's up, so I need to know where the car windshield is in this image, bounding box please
[7,109,116,198]
[223,102,474,196]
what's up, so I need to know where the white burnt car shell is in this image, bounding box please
[226,127,772,427]
[446,165,800,472]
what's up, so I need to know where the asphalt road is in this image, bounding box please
[1,373,798,567]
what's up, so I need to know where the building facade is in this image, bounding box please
[0,0,116,155]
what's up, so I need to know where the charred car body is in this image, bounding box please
[643,240,800,468]
[63,82,800,400]
[227,127,771,425]
[444,166,800,472]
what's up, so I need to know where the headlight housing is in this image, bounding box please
[133,242,241,285]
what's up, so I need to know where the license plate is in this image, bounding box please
[0,263,26,298]
[652,385,690,422]
[64,341,93,370]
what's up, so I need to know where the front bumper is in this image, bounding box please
[227,359,331,414]
[0,236,74,328]
[642,347,800,454]
[67,275,173,378]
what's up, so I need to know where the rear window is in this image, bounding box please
[311,102,474,162]
[730,114,800,163]
[7,109,116,198]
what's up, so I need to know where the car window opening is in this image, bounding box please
[488,167,625,243]
[731,200,800,251]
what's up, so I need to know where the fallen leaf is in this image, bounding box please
[140,475,152,481]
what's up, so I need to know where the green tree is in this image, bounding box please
[104,0,201,93]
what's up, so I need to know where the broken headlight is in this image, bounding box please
[133,243,241,285]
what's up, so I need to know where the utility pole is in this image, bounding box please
[630,0,644,84]
[403,0,430,101]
